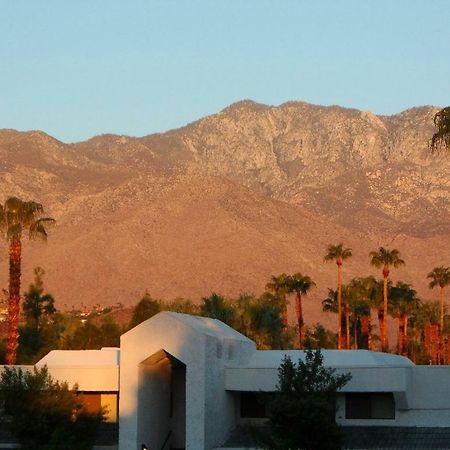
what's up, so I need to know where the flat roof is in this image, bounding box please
[36,347,120,368]
[230,350,414,369]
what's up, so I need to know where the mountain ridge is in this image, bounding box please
[0,100,448,321]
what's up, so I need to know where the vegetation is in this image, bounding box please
[128,293,161,328]
[431,106,450,151]
[427,266,450,363]
[260,349,351,450]
[286,273,316,347]
[324,243,352,349]
[0,366,103,450]
[0,197,55,364]
[369,247,405,352]
[0,194,447,365]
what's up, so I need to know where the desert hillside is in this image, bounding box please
[0,101,448,326]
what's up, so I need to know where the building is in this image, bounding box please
[6,311,450,449]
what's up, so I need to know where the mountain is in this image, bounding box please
[0,101,449,327]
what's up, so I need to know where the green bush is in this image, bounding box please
[0,366,103,450]
[261,349,351,450]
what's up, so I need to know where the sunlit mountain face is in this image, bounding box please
[0,101,448,330]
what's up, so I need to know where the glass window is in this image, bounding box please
[345,393,395,420]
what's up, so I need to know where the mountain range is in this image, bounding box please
[0,100,449,327]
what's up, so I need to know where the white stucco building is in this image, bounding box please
[11,311,450,449]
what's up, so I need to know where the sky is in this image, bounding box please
[1,0,449,143]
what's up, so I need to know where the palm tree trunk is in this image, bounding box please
[382,269,389,352]
[361,314,370,349]
[396,317,401,354]
[440,286,445,365]
[378,308,384,352]
[401,316,408,356]
[6,238,22,365]
[337,263,343,350]
[367,315,372,351]
[346,305,351,350]
[295,292,304,348]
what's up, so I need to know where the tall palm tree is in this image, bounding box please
[286,273,315,347]
[427,266,450,363]
[431,106,450,151]
[324,243,352,350]
[266,273,290,327]
[0,197,55,364]
[369,247,405,352]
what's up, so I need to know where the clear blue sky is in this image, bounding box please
[1,0,449,143]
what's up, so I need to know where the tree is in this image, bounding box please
[129,293,161,328]
[324,243,352,349]
[286,273,316,347]
[431,106,450,151]
[0,197,55,365]
[0,366,103,450]
[389,282,418,356]
[23,267,56,331]
[304,324,337,349]
[200,293,235,326]
[369,247,405,352]
[262,349,351,450]
[427,266,450,363]
[65,316,121,350]
[234,292,287,350]
[165,297,199,314]
[265,273,290,327]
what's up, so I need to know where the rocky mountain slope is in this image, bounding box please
[0,101,448,326]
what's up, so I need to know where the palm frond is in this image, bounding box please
[29,218,56,241]
[431,106,450,151]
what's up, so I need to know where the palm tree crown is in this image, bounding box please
[428,266,450,290]
[324,243,353,266]
[369,247,405,277]
[431,106,450,151]
[1,197,54,242]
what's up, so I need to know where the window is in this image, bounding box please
[240,392,271,418]
[345,393,395,419]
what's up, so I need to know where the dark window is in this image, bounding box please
[346,393,395,419]
[240,392,271,418]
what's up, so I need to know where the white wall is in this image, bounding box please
[119,313,207,450]
[118,312,256,450]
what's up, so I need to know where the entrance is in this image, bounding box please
[137,349,186,450]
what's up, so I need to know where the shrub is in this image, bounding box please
[0,366,103,450]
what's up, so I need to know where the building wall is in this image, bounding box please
[119,313,208,450]
[118,312,256,450]
[336,366,450,427]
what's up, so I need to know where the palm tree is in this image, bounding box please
[0,197,55,365]
[431,106,450,151]
[369,247,405,352]
[286,273,316,347]
[389,282,418,356]
[266,273,290,327]
[357,276,382,351]
[427,266,450,363]
[324,244,352,350]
